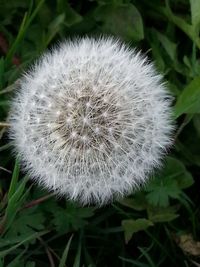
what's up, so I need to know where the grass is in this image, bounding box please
[0,0,200,266]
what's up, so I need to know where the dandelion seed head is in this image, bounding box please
[9,37,174,205]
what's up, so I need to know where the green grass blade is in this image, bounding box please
[73,235,82,267]
[58,235,74,267]
[0,230,49,257]
[138,247,156,267]
[6,249,26,267]
[119,256,149,267]
[5,13,28,64]
[7,159,20,199]
[2,176,30,235]
[5,0,45,65]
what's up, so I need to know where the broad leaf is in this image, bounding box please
[53,203,94,233]
[190,0,200,34]
[122,219,153,243]
[0,230,49,257]
[145,157,194,207]
[156,31,177,61]
[94,4,144,41]
[119,193,147,211]
[174,76,200,118]
[6,208,45,237]
[147,205,179,223]
[57,1,82,27]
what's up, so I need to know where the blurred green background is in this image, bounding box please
[0,0,200,266]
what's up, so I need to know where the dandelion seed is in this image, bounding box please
[66,117,72,124]
[71,131,77,138]
[86,102,91,108]
[67,102,73,108]
[102,112,108,118]
[9,37,174,205]
[94,127,100,134]
[83,117,89,124]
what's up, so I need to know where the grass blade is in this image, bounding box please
[0,230,49,257]
[58,235,74,267]
[7,159,20,199]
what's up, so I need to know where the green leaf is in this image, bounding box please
[145,179,180,207]
[45,13,65,45]
[146,187,172,207]
[148,31,165,72]
[94,4,144,41]
[0,230,49,257]
[0,58,5,90]
[190,0,200,34]
[64,3,82,27]
[58,235,73,267]
[119,193,147,211]
[6,208,45,237]
[156,31,177,61]
[73,235,82,267]
[25,262,35,267]
[5,0,45,65]
[174,76,200,118]
[122,219,153,243]
[57,1,82,27]
[163,157,194,190]
[147,206,179,223]
[0,233,39,248]
[138,247,156,267]
[193,114,200,137]
[0,0,28,11]
[145,157,193,207]
[2,176,30,234]
[7,159,20,199]
[53,203,94,233]
[6,250,26,267]
[164,0,200,49]
[7,259,24,267]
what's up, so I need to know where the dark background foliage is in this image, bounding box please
[0,0,200,266]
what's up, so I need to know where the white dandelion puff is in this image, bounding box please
[9,37,174,205]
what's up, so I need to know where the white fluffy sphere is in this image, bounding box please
[9,37,173,205]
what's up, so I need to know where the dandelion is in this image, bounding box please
[9,37,173,205]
